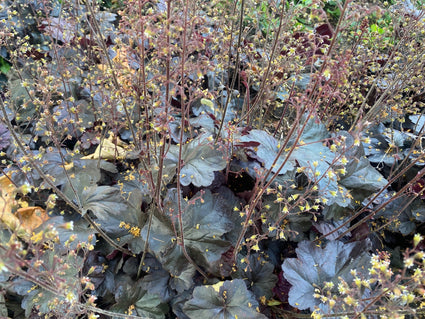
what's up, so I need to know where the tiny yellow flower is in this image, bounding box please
[414,234,423,247]
[252,243,260,251]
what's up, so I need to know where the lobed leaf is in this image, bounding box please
[282,240,370,311]
[183,279,267,319]
[164,133,226,187]
[233,253,278,299]
[141,189,233,275]
[81,185,145,253]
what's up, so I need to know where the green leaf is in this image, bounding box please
[0,123,10,150]
[34,156,111,200]
[117,169,152,206]
[328,130,387,208]
[189,113,216,132]
[282,240,370,311]
[137,251,190,299]
[32,150,76,186]
[164,133,226,187]
[8,74,36,121]
[411,199,425,222]
[215,186,245,245]
[183,279,267,319]
[297,114,329,142]
[409,114,425,135]
[291,142,349,206]
[51,100,95,138]
[132,292,167,319]
[171,290,193,319]
[0,230,11,283]
[321,203,354,220]
[140,207,176,259]
[335,129,387,192]
[61,160,104,197]
[0,56,10,74]
[362,124,412,165]
[290,117,350,206]
[170,264,197,293]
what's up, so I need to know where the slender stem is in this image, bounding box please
[214,0,245,142]
[302,0,351,111]
[314,156,425,242]
[336,164,425,240]
[349,12,425,131]
[83,304,153,319]
[154,0,172,204]
[0,98,133,256]
[85,0,139,149]
[233,108,314,259]
[175,0,207,279]
[247,0,287,128]
[370,192,420,236]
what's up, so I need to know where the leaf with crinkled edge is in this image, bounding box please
[362,124,413,165]
[164,133,226,187]
[31,150,74,186]
[38,216,96,250]
[239,129,293,174]
[82,186,129,219]
[183,279,267,319]
[15,248,83,318]
[140,268,173,303]
[81,185,145,253]
[291,142,349,206]
[170,264,197,293]
[238,116,349,206]
[141,189,233,275]
[173,189,233,267]
[297,114,329,142]
[0,230,11,283]
[375,196,425,235]
[233,253,278,299]
[339,157,387,191]
[261,193,312,242]
[409,114,425,134]
[282,240,370,312]
[291,115,350,206]
[110,274,168,319]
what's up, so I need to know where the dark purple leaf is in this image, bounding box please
[273,271,290,304]
[0,122,11,150]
